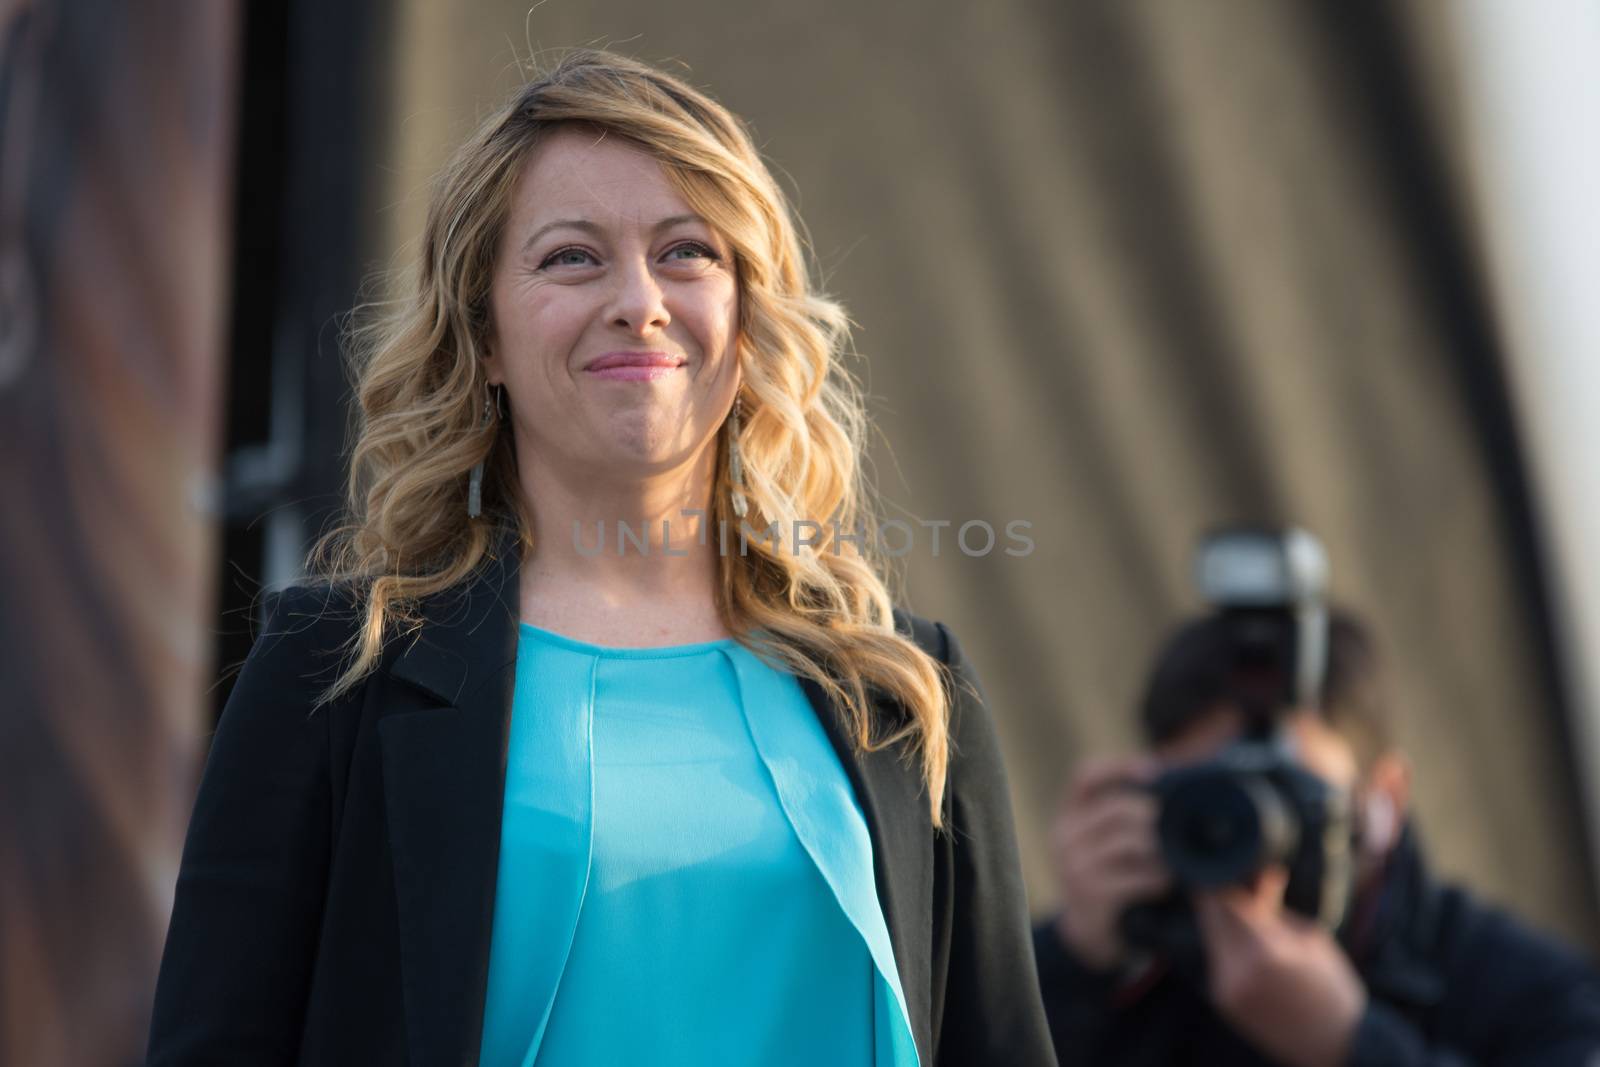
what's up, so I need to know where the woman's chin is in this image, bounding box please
[591,435,702,479]
[598,411,703,467]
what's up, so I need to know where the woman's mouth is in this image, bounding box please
[584,351,687,381]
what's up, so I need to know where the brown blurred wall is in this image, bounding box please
[0,2,238,1064]
[364,0,1599,949]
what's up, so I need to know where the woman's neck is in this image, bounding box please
[512,451,732,645]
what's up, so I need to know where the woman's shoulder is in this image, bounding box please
[257,580,367,642]
[891,607,950,663]
[237,581,371,692]
[890,609,985,690]
[890,609,1007,782]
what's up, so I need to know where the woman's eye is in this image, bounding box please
[664,241,718,262]
[540,247,596,269]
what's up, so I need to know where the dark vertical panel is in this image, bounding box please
[214,0,390,718]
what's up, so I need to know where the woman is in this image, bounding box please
[147,49,1056,1067]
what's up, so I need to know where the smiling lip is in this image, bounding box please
[585,351,687,381]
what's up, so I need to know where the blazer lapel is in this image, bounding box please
[799,674,936,1063]
[379,530,522,1066]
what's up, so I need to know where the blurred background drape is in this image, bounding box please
[363,0,1597,942]
[0,2,238,1065]
[5,1,1597,1064]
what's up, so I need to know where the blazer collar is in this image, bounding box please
[799,673,935,1059]
[375,530,935,1065]
[387,526,523,706]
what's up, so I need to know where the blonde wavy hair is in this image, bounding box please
[307,48,953,825]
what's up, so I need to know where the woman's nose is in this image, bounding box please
[605,257,671,336]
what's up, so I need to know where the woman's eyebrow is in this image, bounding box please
[521,213,708,254]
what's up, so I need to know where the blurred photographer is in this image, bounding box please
[1034,531,1600,1066]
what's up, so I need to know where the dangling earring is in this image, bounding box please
[727,394,749,519]
[467,385,502,519]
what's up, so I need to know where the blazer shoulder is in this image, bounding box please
[258,580,366,641]
[892,607,949,663]
[240,581,370,694]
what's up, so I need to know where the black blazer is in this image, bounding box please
[146,535,1058,1066]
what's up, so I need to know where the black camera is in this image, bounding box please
[1150,737,1353,901]
[1119,528,1356,980]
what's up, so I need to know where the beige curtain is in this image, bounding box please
[369,0,1598,947]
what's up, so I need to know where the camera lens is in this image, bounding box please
[1157,771,1299,888]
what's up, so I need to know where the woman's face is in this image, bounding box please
[483,126,741,491]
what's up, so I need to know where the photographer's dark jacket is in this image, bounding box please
[146,533,1058,1067]
[1033,825,1600,1066]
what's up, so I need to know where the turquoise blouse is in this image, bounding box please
[477,623,919,1067]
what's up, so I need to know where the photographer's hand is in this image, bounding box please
[1050,755,1171,972]
[1194,865,1367,1067]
